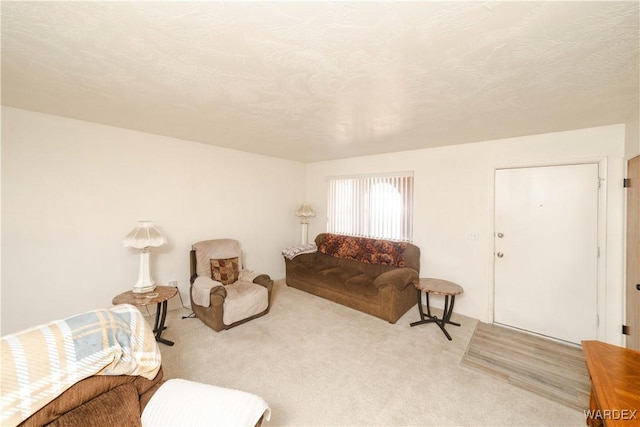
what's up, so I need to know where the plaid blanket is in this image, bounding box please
[1,304,162,426]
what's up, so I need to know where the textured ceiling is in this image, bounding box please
[2,1,639,162]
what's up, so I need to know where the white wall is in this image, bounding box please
[1,107,305,334]
[1,107,629,343]
[305,125,627,345]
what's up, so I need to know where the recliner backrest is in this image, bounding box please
[192,239,242,278]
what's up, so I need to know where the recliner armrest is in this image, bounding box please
[210,285,227,299]
[252,274,272,288]
[191,276,226,308]
[373,268,418,291]
[208,285,226,310]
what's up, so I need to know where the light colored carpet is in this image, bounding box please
[157,280,584,426]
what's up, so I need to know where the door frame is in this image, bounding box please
[487,157,608,341]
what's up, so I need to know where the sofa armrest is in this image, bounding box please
[284,252,318,265]
[373,268,418,291]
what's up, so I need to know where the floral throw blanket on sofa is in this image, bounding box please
[1,304,161,426]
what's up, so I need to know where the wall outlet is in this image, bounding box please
[467,232,480,241]
[169,280,178,287]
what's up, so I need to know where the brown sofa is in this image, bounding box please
[18,368,270,427]
[3,305,270,427]
[284,233,420,323]
[19,369,164,427]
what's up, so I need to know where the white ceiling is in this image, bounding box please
[2,1,639,162]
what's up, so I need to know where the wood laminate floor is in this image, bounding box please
[460,322,591,411]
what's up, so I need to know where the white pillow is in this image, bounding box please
[142,378,271,427]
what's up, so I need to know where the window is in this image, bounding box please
[327,172,414,242]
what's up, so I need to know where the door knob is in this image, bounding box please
[497,233,504,238]
[497,252,504,258]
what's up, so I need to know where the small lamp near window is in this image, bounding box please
[123,221,167,293]
[295,204,316,245]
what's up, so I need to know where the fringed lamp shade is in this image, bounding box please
[123,221,167,293]
[295,204,316,223]
[295,204,315,245]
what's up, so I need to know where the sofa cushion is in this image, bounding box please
[345,274,378,297]
[25,372,163,426]
[210,257,240,285]
[48,383,141,427]
[317,233,409,267]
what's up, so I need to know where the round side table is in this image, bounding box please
[112,285,178,346]
[410,278,463,341]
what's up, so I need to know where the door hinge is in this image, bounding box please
[596,315,600,327]
[598,177,604,189]
[597,247,600,258]
[622,324,629,335]
[623,178,631,188]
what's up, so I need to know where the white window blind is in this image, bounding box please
[327,172,414,242]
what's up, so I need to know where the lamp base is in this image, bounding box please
[133,284,156,294]
[132,250,156,294]
[300,222,309,245]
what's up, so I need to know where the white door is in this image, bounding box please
[494,164,599,344]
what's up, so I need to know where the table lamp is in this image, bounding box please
[295,204,315,245]
[123,221,167,293]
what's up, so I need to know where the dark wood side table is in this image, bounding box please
[410,278,463,341]
[112,285,178,346]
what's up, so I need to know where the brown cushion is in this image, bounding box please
[345,274,378,296]
[193,239,242,278]
[19,370,163,427]
[48,383,141,427]
[210,257,239,285]
[316,233,409,266]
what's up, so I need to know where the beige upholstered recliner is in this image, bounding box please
[189,239,274,332]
